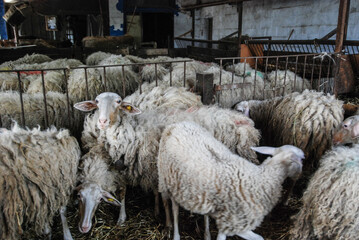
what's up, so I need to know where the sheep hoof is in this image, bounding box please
[162,226,172,239]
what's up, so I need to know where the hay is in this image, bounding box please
[82,36,134,49]
[41,186,302,240]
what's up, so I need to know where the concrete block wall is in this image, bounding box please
[175,0,359,41]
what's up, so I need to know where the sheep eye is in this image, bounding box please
[95,99,99,104]
[116,99,121,104]
[343,124,348,128]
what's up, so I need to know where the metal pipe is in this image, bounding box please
[63,69,71,126]
[40,70,49,128]
[17,71,26,127]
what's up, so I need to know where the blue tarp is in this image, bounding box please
[0,0,8,40]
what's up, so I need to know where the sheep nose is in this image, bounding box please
[99,119,108,124]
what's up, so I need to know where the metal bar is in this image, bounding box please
[264,57,269,99]
[215,82,251,91]
[237,1,243,57]
[63,69,71,126]
[155,63,158,86]
[283,57,288,96]
[311,57,315,89]
[326,59,332,93]
[274,57,279,97]
[40,70,49,128]
[17,71,26,127]
[122,66,126,96]
[232,59,235,84]
[294,56,298,92]
[84,68,89,99]
[103,67,107,91]
[318,58,323,91]
[183,62,186,87]
[169,63,173,86]
[302,55,307,91]
[253,58,258,99]
[219,59,223,85]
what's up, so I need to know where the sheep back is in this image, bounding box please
[290,144,359,240]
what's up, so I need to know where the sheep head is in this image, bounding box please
[251,145,304,180]
[76,182,121,233]
[74,92,141,130]
[333,115,359,145]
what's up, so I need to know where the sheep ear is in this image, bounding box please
[120,102,141,115]
[74,101,98,112]
[101,191,121,207]
[352,122,359,138]
[251,146,276,156]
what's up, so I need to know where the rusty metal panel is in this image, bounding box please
[334,55,355,95]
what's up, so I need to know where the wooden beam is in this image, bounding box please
[237,1,243,57]
[335,0,350,52]
[321,28,337,40]
[181,0,248,11]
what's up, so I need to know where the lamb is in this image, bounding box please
[0,91,71,130]
[233,90,344,174]
[290,115,359,239]
[76,144,127,233]
[0,123,81,239]
[158,121,304,240]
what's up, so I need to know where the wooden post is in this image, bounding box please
[237,1,243,57]
[196,73,214,105]
[333,0,354,96]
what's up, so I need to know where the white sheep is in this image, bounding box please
[290,115,359,239]
[74,88,260,232]
[233,90,344,174]
[158,121,304,240]
[85,51,113,65]
[76,144,126,233]
[0,91,71,130]
[0,123,81,240]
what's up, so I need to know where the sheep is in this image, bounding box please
[0,91,71,130]
[76,144,127,233]
[26,71,65,94]
[233,90,344,174]
[0,58,82,92]
[85,51,113,65]
[290,117,359,239]
[204,65,267,108]
[158,121,304,240]
[0,53,52,69]
[265,70,311,98]
[332,114,359,145]
[0,123,81,240]
[74,89,260,231]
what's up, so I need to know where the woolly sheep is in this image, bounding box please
[0,123,81,239]
[233,90,344,174]
[158,121,304,240]
[265,70,311,98]
[76,144,126,233]
[85,51,113,65]
[26,71,65,94]
[332,114,359,145]
[0,53,52,69]
[0,91,71,130]
[290,117,359,239]
[74,89,259,230]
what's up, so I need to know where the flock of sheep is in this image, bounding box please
[0,52,358,240]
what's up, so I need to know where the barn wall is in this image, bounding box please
[175,0,359,41]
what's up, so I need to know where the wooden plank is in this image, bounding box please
[196,73,214,105]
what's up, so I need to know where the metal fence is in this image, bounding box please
[0,59,193,131]
[214,52,341,107]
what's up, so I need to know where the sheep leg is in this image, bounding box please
[60,206,74,240]
[171,197,180,240]
[117,186,127,224]
[43,222,52,240]
[204,215,211,240]
[236,230,263,240]
[154,189,160,217]
[163,195,173,228]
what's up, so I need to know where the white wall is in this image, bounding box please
[175,0,359,41]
